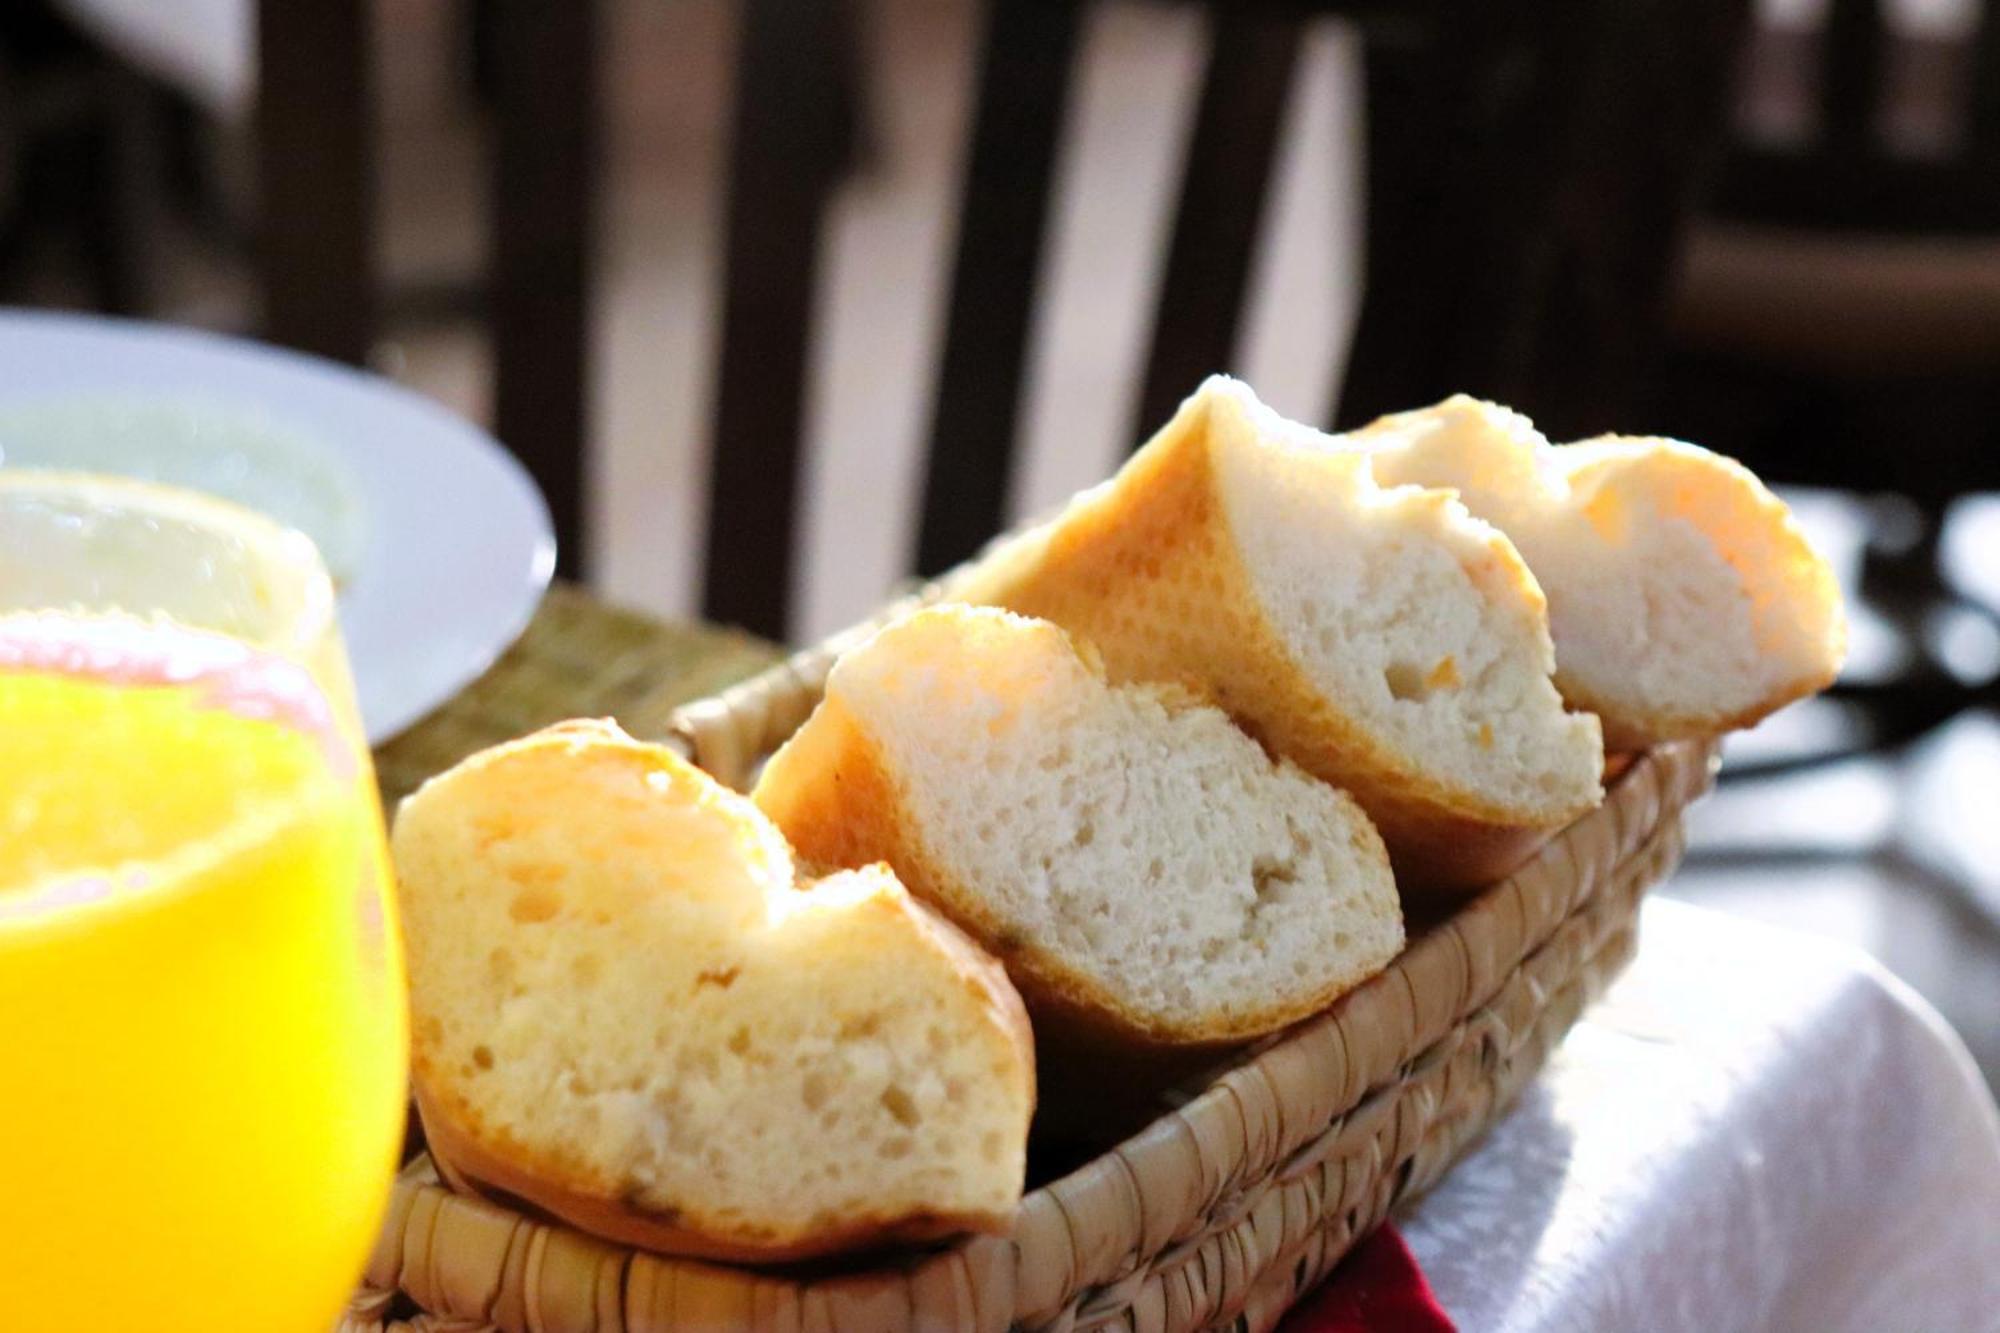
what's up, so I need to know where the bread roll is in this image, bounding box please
[753,605,1405,1049]
[951,376,1605,892]
[1351,395,1846,749]
[392,719,1035,1264]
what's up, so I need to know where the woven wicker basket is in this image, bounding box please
[343,592,1718,1333]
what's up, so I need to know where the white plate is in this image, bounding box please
[0,310,554,742]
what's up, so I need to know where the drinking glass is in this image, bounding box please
[0,472,408,1332]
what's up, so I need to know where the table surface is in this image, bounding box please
[1400,897,2000,1333]
[373,588,2000,1333]
[372,583,778,809]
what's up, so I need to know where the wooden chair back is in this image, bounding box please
[258,0,1746,640]
[1714,0,2000,233]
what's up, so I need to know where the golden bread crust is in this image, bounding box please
[418,1085,1015,1264]
[1552,440,1846,750]
[398,719,1035,1265]
[1349,402,1846,750]
[757,685,1398,1048]
[962,389,1593,895]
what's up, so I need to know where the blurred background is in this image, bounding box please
[3,0,1996,1083]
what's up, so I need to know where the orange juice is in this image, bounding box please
[0,612,407,1331]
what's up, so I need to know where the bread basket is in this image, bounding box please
[343,581,1718,1333]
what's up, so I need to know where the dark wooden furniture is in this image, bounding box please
[1662,0,2000,758]
[705,0,864,634]
[257,0,1746,641]
[1340,0,1749,438]
[0,2,172,315]
[256,0,597,581]
[1713,0,2000,236]
[711,0,1747,637]
[257,3,376,369]
[1667,0,2000,495]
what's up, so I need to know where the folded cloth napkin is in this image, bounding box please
[1279,1224,1456,1333]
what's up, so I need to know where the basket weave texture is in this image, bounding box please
[347,586,1717,1333]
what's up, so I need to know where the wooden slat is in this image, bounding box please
[1968,2,2000,157]
[256,0,375,366]
[1131,9,1305,446]
[1713,141,2000,232]
[1518,0,1751,438]
[1820,0,1884,156]
[1340,10,1536,425]
[83,64,163,316]
[704,0,854,638]
[488,0,597,581]
[914,0,1083,578]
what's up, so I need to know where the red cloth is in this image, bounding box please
[1278,1224,1456,1333]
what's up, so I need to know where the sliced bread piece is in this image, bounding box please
[392,719,1035,1264]
[1351,395,1846,749]
[950,375,1605,891]
[753,605,1405,1048]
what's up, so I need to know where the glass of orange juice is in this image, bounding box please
[0,472,408,1332]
